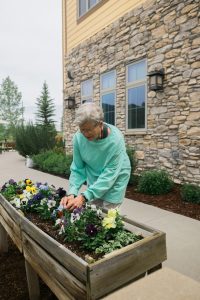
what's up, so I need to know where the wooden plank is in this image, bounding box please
[0,205,22,237]
[88,233,167,299]
[0,194,22,225]
[25,246,72,300]
[22,232,87,300]
[0,210,22,252]
[21,217,87,282]
[123,215,158,234]
[0,221,8,252]
[25,260,40,300]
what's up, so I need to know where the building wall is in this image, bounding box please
[63,0,200,184]
[65,0,147,52]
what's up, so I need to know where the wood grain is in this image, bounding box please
[21,217,87,282]
[22,232,87,300]
[0,205,22,252]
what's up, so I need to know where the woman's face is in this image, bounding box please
[79,121,102,141]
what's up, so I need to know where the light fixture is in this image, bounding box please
[148,69,164,91]
[67,70,74,80]
[65,97,76,109]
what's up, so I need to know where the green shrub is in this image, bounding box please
[181,184,200,204]
[32,150,73,177]
[126,147,137,185]
[138,170,173,195]
[15,123,57,157]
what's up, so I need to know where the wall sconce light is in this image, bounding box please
[67,70,74,80]
[65,96,76,109]
[148,69,164,91]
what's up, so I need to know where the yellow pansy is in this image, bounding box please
[26,186,32,192]
[31,186,37,194]
[102,216,116,229]
[107,209,117,218]
[25,179,32,185]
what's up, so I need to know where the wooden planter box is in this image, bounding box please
[0,194,167,300]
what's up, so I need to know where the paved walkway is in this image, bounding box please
[0,151,200,282]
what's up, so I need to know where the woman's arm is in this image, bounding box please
[83,147,127,201]
[68,135,87,196]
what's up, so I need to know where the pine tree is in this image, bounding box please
[35,82,56,127]
[35,82,57,150]
[0,77,24,136]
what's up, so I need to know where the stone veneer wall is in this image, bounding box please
[63,0,200,184]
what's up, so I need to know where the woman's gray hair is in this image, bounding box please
[75,102,104,126]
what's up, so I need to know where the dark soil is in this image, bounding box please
[0,184,200,299]
[126,184,200,221]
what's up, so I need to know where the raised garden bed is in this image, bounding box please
[0,193,167,299]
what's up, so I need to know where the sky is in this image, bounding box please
[0,0,63,130]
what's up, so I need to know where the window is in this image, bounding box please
[81,79,93,103]
[126,60,147,130]
[79,0,100,17]
[100,70,116,125]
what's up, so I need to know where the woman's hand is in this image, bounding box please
[60,194,75,209]
[66,194,85,211]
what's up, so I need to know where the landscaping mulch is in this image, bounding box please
[125,184,200,221]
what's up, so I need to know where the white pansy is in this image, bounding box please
[21,198,28,205]
[70,213,80,223]
[96,209,102,217]
[47,200,56,209]
[24,191,32,199]
[90,204,97,211]
[10,198,21,208]
[41,198,47,205]
[55,218,62,226]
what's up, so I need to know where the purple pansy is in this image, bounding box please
[85,224,98,236]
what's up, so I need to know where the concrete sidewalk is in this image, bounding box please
[0,151,200,282]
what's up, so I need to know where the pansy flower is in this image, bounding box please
[47,200,56,209]
[85,224,98,236]
[10,198,21,208]
[25,179,32,186]
[26,186,32,192]
[30,186,37,194]
[56,187,66,198]
[8,179,16,185]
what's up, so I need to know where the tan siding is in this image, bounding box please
[66,0,146,52]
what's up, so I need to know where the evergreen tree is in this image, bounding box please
[0,77,24,137]
[35,82,56,127]
[35,82,57,151]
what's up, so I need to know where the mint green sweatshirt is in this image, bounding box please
[68,124,131,204]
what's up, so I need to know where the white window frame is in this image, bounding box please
[81,79,93,103]
[100,70,116,125]
[78,0,100,18]
[126,59,147,132]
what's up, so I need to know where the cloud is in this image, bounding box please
[0,0,63,127]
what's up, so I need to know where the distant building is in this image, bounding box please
[62,0,200,184]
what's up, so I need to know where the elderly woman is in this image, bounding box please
[60,103,131,210]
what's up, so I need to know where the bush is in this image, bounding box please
[15,123,57,157]
[126,147,137,185]
[181,184,200,204]
[138,170,174,195]
[32,150,73,177]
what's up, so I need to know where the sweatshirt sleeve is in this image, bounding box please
[68,135,87,196]
[83,146,125,201]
